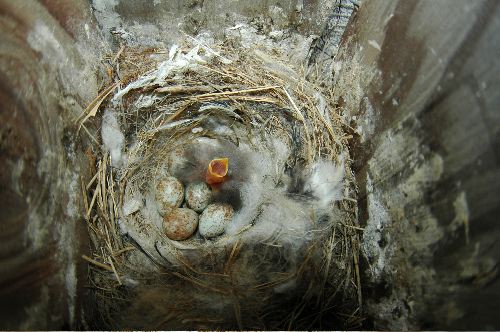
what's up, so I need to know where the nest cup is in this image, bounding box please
[83,37,362,329]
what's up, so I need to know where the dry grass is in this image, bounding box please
[81,40,363,330]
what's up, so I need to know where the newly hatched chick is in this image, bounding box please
[172,137,252,210]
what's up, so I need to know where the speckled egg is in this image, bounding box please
[155,176,184,215]
[199,203,234,239]
[165,148,186,175]
[163,208,199,241]
[185,182,212,212]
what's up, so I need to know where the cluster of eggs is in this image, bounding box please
[155,176,234,241]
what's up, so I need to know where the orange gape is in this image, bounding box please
[206,158,229,185]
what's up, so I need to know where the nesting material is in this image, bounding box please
[101,110,124,167]
[81,37,362,330]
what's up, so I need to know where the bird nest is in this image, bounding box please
[79,37,363,330]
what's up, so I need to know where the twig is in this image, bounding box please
[86,172,98,190]
[77,81,120,130]
[100,152,109,214]
[224,239,242,275]
[108,255,122,285]
[112,44,125,64]
[341,223,364,231]
[172,272,229,295]
[112,246,136,256]
[82,254,113,272]
[282,87,313,162]
[352,236,362,310]
[194,85,281,98]
[86,183,100,221]
[81,123,100,145]
[155,85,213,94]
[161,102,192,126]
[80,176,89,218]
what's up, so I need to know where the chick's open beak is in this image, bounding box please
[206,158,228,185]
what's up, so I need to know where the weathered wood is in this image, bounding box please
[326,0,500,329]
[0,0,100,329]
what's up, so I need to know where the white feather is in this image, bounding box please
[101,110,125,168]
[305,157,345,209]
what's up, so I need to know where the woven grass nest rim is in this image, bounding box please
[80,37,363,329]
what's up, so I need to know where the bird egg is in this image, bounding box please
[185,182,212,212]
[163,208,198,241]
[199,203,234,238]
[155,176,184,215]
